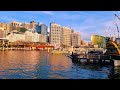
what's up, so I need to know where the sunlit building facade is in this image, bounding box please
[9,21,21,32]
[0,22,10,37]
[71,32,81,47]
[39,24,48,35]
[0,27,6,38]
[6,31,25,42]
[30,21,36,31]
[36,23,48,43]
[91,35,106,48]
[39,34,47,43]
[62,26,73,47]
[24,31,47,43]
[24,31,39,42]
[50,22,63,46]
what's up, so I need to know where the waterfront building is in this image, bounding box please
[9,21,21,32]
[24,31,32,42]
[71,32,81,47]
[24,30,47,43]
[36,23,41,34]
[21,22,30,29]
[24,31,39,42]
[30,21,36,31]
[50,22,63,47]
[0,38,9,48]
[91,35,106,48]
[39,34,47,43]
[6,31,25,42]
[0,27,6,38]
[40,24,48,35]
[0,22,10,37]
[36,23,48,35]
[36,23,48,43]
[62,26,73,47]
[7,30,40,43]
[32,32,39,42]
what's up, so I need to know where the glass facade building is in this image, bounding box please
[36,23,48,35]
[91,35,106,48]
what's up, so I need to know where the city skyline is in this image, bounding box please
[0,11,120,41]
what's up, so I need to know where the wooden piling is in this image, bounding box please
[93,59,97,64]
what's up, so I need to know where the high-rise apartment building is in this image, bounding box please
[39,34,47,43]
[9,21,21,32]
[36,23,41,34]
[36,23,48,43]
[30,21,36,31]
[0,22,10,36]
[71,32,81,47]
[0,27,6,38]
[50,22,63,46]
[36,23,48,35]
[0,28,4,38]
[40,24,48,35]
[62,26,73,47]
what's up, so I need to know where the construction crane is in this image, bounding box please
[115,14,120,20]
[116,23,119,38]
[114,14,120,38]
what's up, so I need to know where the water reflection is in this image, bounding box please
[0,51,41,79]
[49,54,72,71]
[0,51,118,79]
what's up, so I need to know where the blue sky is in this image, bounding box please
[0,11,120,42]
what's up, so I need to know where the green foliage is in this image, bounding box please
[19,27,27,33]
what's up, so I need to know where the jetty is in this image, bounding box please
[68,38,120,66]
[69,52,116,64]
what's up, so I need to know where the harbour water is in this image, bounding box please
[0,51,120,79]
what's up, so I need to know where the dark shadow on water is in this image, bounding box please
[72,61,115,79]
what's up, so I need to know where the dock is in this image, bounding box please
[69,53,118,64]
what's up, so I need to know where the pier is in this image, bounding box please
[69,53,115,64]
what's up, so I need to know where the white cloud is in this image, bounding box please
[40,11,54,15]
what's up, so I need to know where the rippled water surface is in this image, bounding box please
[0,51,119,79]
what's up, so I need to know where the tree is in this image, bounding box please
[19,27,27,33]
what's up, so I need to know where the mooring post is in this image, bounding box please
[110,55,112,60]
[78,58,81,63]
[86,54,88,59]
[93,59,97,64]
[98,55,100,60]
[87,59,90,63]
[109,55,114,64]
[99,59,102,65]
[104,59,105,63]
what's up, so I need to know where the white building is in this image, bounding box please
[50,22,63,46]
[0,27,6,38]
[6,30,48,43]
[39,34,47,43]
[71,32,81,47]
[6,31,25,42]
[32,32,39,42]
[62,26,73,47]
[24,31,39,42]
